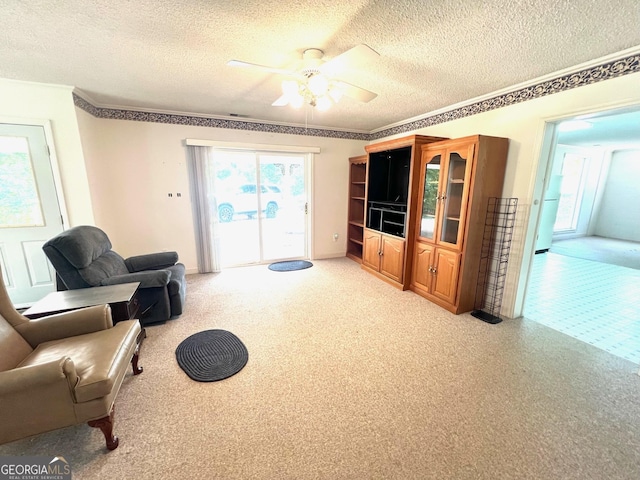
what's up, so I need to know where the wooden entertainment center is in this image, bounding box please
[347,134,509,314]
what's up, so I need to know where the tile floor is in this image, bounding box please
[524,252,640,364]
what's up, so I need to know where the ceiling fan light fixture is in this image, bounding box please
[280,76,336,110]
[307,74,330,96]
[315,95,332,111]
[228,44,380,111]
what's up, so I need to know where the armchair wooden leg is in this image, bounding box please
[132,329,145,375]
[88,407,119,451]
[132,349,143,375]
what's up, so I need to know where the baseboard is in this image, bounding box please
[311,252,347,260]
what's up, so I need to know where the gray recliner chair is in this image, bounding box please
[43,226,186,325]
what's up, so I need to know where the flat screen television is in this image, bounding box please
[367,146,412,237]
[367,146,411,204]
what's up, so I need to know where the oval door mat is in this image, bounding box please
[268,260,313,271]
[175,329,248,382]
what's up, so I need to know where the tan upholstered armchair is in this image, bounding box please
[0,269,143,451]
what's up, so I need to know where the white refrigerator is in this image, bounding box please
[535,175,562,253]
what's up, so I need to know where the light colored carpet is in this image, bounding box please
[550,236,640,269]
[2,258,640,479]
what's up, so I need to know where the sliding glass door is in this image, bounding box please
[259,154,307,261]
[209,150,308,267]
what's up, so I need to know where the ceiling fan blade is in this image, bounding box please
[333,81,378,103]
[272,94,290,107]
[227,60,295,77]
[320,44,380,76]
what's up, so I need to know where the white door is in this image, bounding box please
[0,124,63,307]
[535,175,562,251]
[259,153,308,262]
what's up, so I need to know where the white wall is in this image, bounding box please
[593,149,640,241]
[0,79,94,225]
[372,71,640,318]
[75,109,368,272]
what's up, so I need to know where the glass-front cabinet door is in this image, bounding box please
[439,144,474,248]
[418,150,442,241]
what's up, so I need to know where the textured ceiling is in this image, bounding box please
[1,0,640,132]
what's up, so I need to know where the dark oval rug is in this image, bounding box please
[175,330,248,382]
[268,260,313,271]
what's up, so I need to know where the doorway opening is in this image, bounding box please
[523,107,640,364]
[209,149,310,267]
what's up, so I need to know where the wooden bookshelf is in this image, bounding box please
[346,155,367,262]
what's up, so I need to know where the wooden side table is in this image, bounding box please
[24,282,141,323]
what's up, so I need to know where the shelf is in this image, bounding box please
[368,204,407,238]
[450,179,465,184]
[368,200,407,208]
[347,157,367,264]
[445,216,460,221]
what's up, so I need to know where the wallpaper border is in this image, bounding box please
[72,95,370,141]
[73,52,640,142]
[370,52,640,140]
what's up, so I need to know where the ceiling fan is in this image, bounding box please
[227,44,380,110]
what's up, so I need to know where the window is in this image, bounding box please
[0,136,45,228]
[554,152,587,232]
